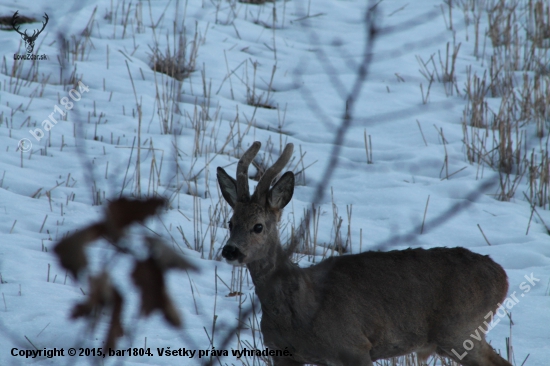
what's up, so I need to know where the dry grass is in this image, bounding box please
[149,30,199,82]
[461,0,550,204]
[244,60,277,109]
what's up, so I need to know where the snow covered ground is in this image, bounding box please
[0,0,549,365]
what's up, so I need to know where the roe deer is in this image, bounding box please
[217,141,511,366]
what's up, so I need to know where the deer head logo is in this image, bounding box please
[12,11,49,54]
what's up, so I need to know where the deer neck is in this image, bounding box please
[246,237,290,286]
[246,236,316,317]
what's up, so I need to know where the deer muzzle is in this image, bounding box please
[222,244,244,263]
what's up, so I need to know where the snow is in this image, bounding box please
[1,0,549,365]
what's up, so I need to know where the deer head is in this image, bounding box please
[12,11,49,54]
[217,142,294,264]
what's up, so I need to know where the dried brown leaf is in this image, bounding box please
[71,272,116,319]
[54,223,104,278]
[131,258,181,327]
[226,292,244,297]
[103,197,165,241]
[104,288,124,350]
[70,272,124,349]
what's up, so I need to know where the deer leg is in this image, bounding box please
[272,351,374,366]
[339,350,374,366]
[438,338,512,366]
[416,344,437,365]
[461,340,512,366]
[354,355,374,366]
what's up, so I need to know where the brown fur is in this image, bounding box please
[217,142,512,366]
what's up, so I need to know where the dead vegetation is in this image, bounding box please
[1,0,527,364]
[149,30,199,81]
[54,197,196,350]
[0,12,37,31]
[460,0,550,206]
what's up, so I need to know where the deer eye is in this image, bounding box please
[253,224,263,233]
[228,221,233,231]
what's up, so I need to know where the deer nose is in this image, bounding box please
[222,245,240,261]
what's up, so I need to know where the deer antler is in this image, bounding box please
[236,142,262,203]
[35,13,49,38]
[25,13,49,40]
[253,143,294,202]
[11,11,25,37]
[12,11,49,54]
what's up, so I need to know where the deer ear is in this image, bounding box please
[268,171,294,209]
[217,167,238,208]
